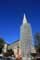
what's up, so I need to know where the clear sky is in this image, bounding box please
[0,0,40,44]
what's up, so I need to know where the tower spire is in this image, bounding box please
[23,13,27,24]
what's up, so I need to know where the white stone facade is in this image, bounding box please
[20,14,32,59]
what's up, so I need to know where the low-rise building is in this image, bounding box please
[8,40,21,57]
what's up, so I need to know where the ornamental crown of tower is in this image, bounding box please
[23,13,27,24]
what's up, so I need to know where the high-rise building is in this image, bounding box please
[20,14,32,58]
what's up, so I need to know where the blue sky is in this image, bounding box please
[0,0,40,44]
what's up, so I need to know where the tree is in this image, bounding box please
[0,38,5,54]
[7,49,15,57]
[34,33,40,53]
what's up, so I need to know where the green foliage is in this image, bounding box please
[34,33,40,53]
[7,49,15,56]
[0,48,2,54]
[0,38,5,53]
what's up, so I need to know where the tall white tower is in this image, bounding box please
[20,14,32,60]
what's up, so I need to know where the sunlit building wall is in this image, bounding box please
[20,14,32,57]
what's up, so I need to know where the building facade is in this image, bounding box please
[20,14,32,58]
[8,40,21,57]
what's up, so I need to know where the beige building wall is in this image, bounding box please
[8,40,21,57]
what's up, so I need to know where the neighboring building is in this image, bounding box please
[20,14,32,59]
[8,40,19,50]
[31,45,36,53]
[8,40,21,57]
